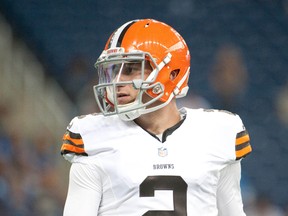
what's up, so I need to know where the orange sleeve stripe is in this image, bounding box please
[63,134,84,145]
[236,145,252,159]
[62,139,84,148]
[236,134,250,145]
[61,143,86,154]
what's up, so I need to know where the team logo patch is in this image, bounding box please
[158,147,168,157]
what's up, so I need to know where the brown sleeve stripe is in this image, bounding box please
[236,130,248,138]
[236,141,250,151]
[61,130,87,156]
[62,131,84,146]
[68,131,82,139]
[235,130,252,160]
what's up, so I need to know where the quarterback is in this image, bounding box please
[61,19,252,215]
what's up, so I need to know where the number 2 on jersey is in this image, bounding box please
[139,176,188,216]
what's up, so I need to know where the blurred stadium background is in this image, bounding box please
[0,0,288,215]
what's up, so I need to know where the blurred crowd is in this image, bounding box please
[0,103,68,216]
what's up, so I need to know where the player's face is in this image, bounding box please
[113,61,153,105]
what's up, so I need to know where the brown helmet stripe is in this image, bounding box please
[107,20,136,49]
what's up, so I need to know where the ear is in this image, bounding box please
[170,69,179,81]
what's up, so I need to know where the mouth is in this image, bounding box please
[117,93,129,98]
[116,92,132,104]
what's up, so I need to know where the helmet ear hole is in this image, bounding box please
[170,69,180,81]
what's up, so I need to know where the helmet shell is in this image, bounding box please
[104,19,190,102]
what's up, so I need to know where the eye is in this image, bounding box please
[123,63,141,75]
[122,65,133,75]
[112,64,121,74]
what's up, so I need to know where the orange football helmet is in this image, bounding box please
[93,19,190,120]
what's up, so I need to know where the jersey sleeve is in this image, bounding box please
[63,163,102,215]
[203,109,252,162]
[217,161,246,216]
[234,115,252,160]
[61,117,88,159]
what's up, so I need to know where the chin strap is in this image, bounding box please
[118,109,142,121]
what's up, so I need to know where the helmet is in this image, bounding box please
[93,19,190,121]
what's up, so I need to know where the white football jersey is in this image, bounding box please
[61,108,251,216]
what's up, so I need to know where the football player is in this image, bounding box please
[61,19,252,215]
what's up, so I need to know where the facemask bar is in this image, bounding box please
[93,50,171,120]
